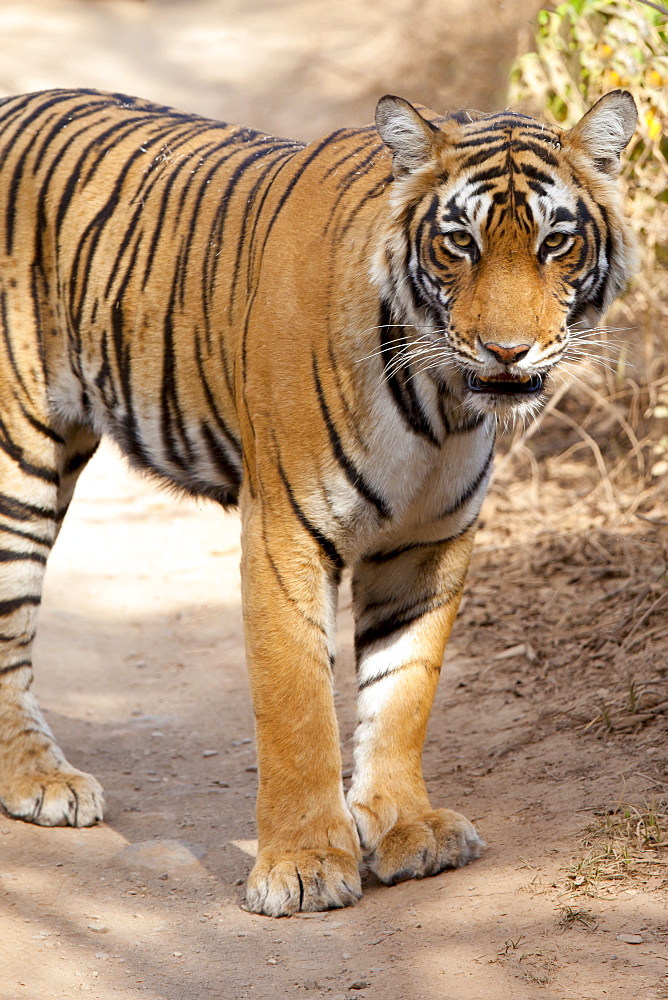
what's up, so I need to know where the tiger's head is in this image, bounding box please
[372,92,638,417]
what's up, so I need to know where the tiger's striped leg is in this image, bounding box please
[347,528,484,884]
[0,427,104,827]
[240,492,361,917]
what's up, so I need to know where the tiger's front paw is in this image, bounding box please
[366,808,484,885]
[245,848,362,917]
[0,766,105,827]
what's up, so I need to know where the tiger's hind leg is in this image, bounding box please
[0,426,105,827]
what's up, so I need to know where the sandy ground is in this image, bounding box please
[0,3,666,999]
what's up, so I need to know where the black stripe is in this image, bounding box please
[0,660,32,675]
[519,162,555,185]
[456,133,513,149]
[93,330,118,409]
[437,443,495,518]
[177,136,278,308]
[460,143,508,168]
[262,523,330,635]
[55,114,153,236]
[321,130,377,181]
[0,549,47,565]
[568,195,603,321]
[277,460,344,570]
[357,659,442,691]
[449,412,486,435]
[322,140,384,230]
[362,514,479,564]
[510,141,559,167]
[110,302,137,439]
[378,301,441,446]
[358,661,415,691]
[35,111,116,265]
[199,421,242,492]
[355,602,438,652]
[106,123,214,298]
[590,201,612,313]
[334,175,392,241]
[193,334,242,452]
[159,264,195,469]
[0,292,42,405]
[67,119,182,325]
[0,524,50,546]
[312,355,390,518]
[18,404,65,445]
[0,413,59,485]
[0,92,71,174]
[0,596,42,616]
[355,579,466,654]
[0,494,57,522]
[526,179,548,197]
[63,445,99,477]
[466,165,507,185]
[199,141,299,397]
[32,101,109,176]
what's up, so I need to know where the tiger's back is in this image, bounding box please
[0,89,304,503]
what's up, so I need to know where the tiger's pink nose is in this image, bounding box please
[482,341,532,364]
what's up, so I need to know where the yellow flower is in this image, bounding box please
[645,109,663,142]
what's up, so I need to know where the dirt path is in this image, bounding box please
[2,443,666,1000]
[0,3,666,999]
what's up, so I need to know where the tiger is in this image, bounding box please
[0,87,636,916]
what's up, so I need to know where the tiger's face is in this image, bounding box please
[374,93,638,418]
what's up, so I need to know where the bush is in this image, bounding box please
[507,0,668,495]
[510,0,667,334]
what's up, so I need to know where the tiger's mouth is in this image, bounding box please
[465,371,544,395]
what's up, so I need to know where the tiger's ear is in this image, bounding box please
[565,90,637,175]
[375,95,442,176]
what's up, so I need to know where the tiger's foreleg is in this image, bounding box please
[347,527,484,884]
[240,489,362,917]
[0,427,104,827]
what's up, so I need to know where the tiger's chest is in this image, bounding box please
[317,404,496,563]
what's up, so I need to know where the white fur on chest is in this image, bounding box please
[323,388,495,561]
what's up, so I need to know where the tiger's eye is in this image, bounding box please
[450,230,473,248]
[543,232,567,250]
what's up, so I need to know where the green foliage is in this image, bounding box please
[509,1,668,293]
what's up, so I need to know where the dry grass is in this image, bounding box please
[558,906,599,930]
[562,799,668,897]
[581,678,668,734]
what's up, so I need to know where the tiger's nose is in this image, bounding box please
[482,341,532,364]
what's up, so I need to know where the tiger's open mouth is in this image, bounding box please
[465,371,544,395]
